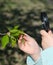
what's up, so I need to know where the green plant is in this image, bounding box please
[1,26,24,49]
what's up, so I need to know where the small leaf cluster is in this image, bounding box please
[1,26,24,49]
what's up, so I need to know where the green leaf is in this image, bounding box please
[14,25,19,29]
[17,30,24,34]
[10,29,18,33]
[10,36,16,47]
[1,35,9,48]
[10,29,24,38]
[11,33,19,37]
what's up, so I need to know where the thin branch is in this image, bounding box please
[0,33,6,36]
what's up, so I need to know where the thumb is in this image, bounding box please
[40,30,48,36]
[48,30,53,37]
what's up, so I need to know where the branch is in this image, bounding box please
[0,33,6,36]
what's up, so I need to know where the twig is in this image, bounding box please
[0,33,6,36]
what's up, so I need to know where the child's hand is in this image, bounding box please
[18,34,41,61]
[40,30,53,49]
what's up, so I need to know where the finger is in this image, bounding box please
[18,37,27,46]
[40,30,48,36]
[18,33,28,41]
[19,35,23,40]
[23,35,28,41]
[24,33,32,40]
[18,39,27,49]
[24,33,30,38]
[18,39,21,46]
[18,40,21,47]
[48,30,53,35]
[48,30,53,38]
[18,35,24,44]
[18,39,23,49]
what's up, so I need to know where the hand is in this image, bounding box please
[40,30,53,49]
[18,34,41,61]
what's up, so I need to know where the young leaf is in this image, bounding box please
[14,25,19,29]
[10,36,16,47]
[1,35,9,48]
[10,29,18,33]
[10,30,24,37]
[10,33,19,37]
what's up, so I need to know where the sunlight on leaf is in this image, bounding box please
[1,35,9,48]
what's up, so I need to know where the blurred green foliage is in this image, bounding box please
[0,0,53,65]
[1,26,24,49]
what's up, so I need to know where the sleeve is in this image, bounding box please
[27,47,53,65]
[41,47,53,65]
[26,56,42,65]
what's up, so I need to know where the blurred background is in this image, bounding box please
[0,0,53,65]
